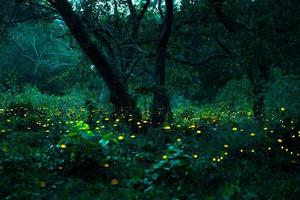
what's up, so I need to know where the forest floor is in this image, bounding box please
[0,104,300,200]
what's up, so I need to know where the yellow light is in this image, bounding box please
[117,135,124,141]
[224,144,229,148]
[104,117,109,121]
[212,157,216,162]
[251,149,255,153]
[280,107,285,112]
[162,155,168,159]
[39,181,46,188]
[104,163,109,168]
[111,179,119,185]
[193,154,198,159]
[163,125,171,130]
[189,125,196,128]
[130,135,136,138]
[196,130,202,134]
[240,149,244,153]
[277,139,283,143]
[232,127,238,131]
[263,127,268,130]
[224,152,228,155]
[60,144,67,149]
[250,132,256,137]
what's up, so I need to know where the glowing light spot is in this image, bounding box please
[193,154,198,159]
[240,149,244,153]
[277,139,283,143]
[189,124,196,128]
[111,179,119,185]
[104,117,110,121]
[39,181,46,188]
[232,127,238,131]
[163,125,171,130]
[117,135,124,141]
[224,152,228,155]
[212,157,216,162]
[280,107,285,112]
[224,144,229,148]
[196,130,202,134]
[162,155,168,159]
[130,135,136,138]
[104,163,109,168]
[60,144,67,149]
[251,149,255,153]
[176,138,182,142]
[250,132,256,137]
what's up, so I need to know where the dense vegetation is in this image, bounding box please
[0,0,299,199]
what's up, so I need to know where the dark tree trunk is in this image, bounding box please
[151,0,173,125]
[48,0,139,117]
[248,62,269,124]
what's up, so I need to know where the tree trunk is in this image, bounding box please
[248,62,269,125]
[48,0,139,117]
[151,0,173,125]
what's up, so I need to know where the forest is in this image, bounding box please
[0,0,299,199]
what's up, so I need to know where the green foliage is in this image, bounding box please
[265,70,300,119]
[0,0,300,199]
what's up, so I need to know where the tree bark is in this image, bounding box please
[48,0,139,117]
[151,0,173,125]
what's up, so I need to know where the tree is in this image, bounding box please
[47,0,140,118]
[151,0,173,125]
